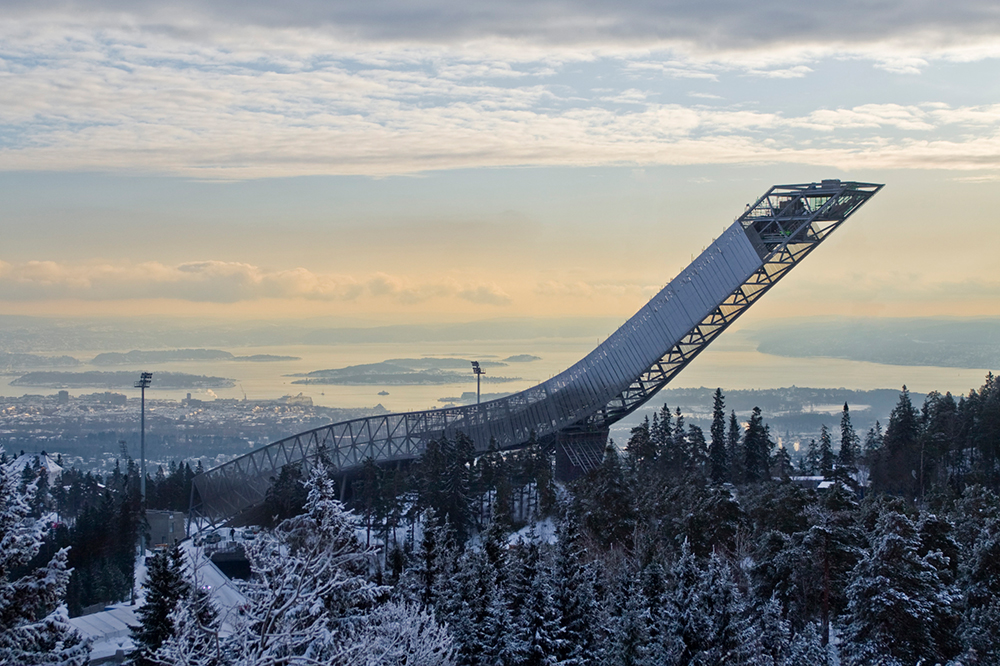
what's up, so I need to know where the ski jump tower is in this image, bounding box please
[192,179,883,525]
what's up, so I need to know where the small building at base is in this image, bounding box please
[147,510,186,548]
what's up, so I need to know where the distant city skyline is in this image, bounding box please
[3,2,1000,324]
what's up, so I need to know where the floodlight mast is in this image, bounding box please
[471,361,485,404]
[134,371,152,554]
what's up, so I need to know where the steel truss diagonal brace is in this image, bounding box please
[583,181,883,430]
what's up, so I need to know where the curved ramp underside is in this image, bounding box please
[193,180,882,524]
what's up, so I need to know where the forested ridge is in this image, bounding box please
[5,374,1000,665]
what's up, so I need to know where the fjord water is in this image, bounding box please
[2,331,990,413]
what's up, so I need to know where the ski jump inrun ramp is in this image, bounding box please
[192,179,883,525]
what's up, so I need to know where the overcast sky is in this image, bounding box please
[2,1,1000,325]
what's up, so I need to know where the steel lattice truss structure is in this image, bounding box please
[192,180,882,524]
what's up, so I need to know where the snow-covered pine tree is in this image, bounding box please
[772,446,794,481]
[749,530,799,627]
[964,519,1000,611]
[801,484,865,646]
[532,443,557,519]
[958,518,1000,661]
[686,425,707,477]
[804,439,820,476]
[818,425,835,478]
[155,554,455,666]
[837,403,859,479]
[732,594,781,666]
[653,404,673,464]
[579,443,636,548]
[129,547,190,666]
[518,543,559,666]
[480,578,525,666]
[950,485,1000,556]
[402,507,456,610]
[840,509,960,666]
[743,407,769,483]
[640,561,682,666]
[625,416,655,467]
[607,579,652,666]
[672,407,687,475]
[551,513,597,666]
[917,512,961,587]
[159,464,458,666]
[668,541,746,665]
[148,582,220,666]
[960,597,1000,664]
[448,548,497,665]
[783,622,830,666]
[508,528,541,620]
[861,421,883,465]
[445,434,476,541]
[0,448,89,666]
[638,560,670,662]
[709,388,729,484]
[873,386,921,496]
[727,410,744,484]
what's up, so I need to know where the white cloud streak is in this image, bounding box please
[0,259,512,306]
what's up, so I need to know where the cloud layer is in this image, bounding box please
[0,8,999,178]
[10,1,1000,49]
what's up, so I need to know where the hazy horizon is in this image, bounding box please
[1,314,996,412]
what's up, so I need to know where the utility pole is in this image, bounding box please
[134,371,152,555]
[471,361,485,404]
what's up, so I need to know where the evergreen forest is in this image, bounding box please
[5,374,1000,665]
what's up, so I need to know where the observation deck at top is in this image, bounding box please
[192,179,883,525]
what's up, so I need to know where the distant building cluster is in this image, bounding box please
[0,391,386,474]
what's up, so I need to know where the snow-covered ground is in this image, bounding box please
[69,605,139,663]
[180,539,248,631]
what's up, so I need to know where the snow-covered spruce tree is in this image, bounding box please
[0,448,89,666]
[633,558,686,666]
[447,548,496,665]
[607,579,653,666]
[783,622,829,666]
[818,425,835,479]
[836,402,859,483]
[727,410,744,484]
[129,547,190,666]
[801,484,865,646]
[709,388,729,484]
[742,407,770,483]
[577,442,636,549]
[518,541,559,666]
[738,594,833,666]
[149,583,220,666]
[480,578,525,666]
[840,509,960,666]
[400,508,456,610]
[508,528,541,620]
[958,519,1000,661]
[551,513,597,666]
[668,541,747,665]
[218,464,455,666]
